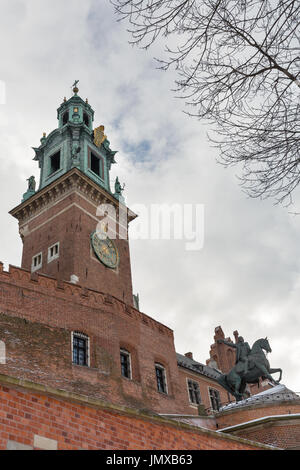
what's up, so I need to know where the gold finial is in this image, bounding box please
[43,132,46,137]
[86,98,88,104]
[64,97,67,102]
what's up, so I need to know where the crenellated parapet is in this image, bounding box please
[0,262,173,339]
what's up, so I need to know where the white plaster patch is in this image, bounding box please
[70,274,79,284]
[0,340,6,364]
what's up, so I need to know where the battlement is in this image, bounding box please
[0,262,173,338]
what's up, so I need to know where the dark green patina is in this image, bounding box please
[27,81,118,200]
[217,337,282,402]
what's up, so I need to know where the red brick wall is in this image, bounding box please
[0,264,279,419]
[177,368,228,414]
[207,326,235,373]
[217,401,300,429]
[0,264,222,415]
[0,380,272,450]
[20,188,134,306]
[226,418,300,450]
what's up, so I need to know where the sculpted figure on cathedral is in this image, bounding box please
[114,177,125,203]
[27,176,36,192]
[217,337,282,402]
[115,177,125,195]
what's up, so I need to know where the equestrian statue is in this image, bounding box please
[217,336,282,402]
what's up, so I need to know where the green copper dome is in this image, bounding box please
[31,83,117,197]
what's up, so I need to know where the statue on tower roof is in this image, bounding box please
[22,175,36,202]
[114,177,125,203]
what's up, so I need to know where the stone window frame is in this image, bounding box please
[31,252,42,272]
[71,331,90,367]
[47,242,60,264]
[155,363,168,395]
[208,387,221,411]
[186,378,202,406]
[120,348,132,380]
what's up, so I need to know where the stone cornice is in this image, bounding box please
[219,413,300,434]
[10,168,137,225]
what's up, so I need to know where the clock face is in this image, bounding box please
[90,231,119,269]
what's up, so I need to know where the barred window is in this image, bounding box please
[155,363,167,394]
[120,349,131,379]
[187,380,201,405]
[72,332,89,367]
[209,388,221,411]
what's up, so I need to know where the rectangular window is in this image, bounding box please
[120,349,131,379]
[89,148,104,179]
[155,364,167,394]
[209,388,221,411]
[72,333,89,367]
[48,242,59,263]
[31,252,42,272]
[49,151,61,175]
[188,380,201,405]
[62,111,68,126]
[91,153,100,175]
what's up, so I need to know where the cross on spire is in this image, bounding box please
[72,80,79,94]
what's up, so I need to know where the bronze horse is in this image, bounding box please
[217,338,282,402]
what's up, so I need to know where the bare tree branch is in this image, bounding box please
[112,0,300,205]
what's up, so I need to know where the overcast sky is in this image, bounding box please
[0,0,299,392]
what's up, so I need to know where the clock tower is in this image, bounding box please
[10,84,136,306]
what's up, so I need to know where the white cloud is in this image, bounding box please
[0,0,299,392]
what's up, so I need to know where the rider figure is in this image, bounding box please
[218,336,251,375]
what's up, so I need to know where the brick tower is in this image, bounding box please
[9,83,136,306]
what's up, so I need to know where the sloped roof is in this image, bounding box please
[176,353,221,381]
[220,384,300,411]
